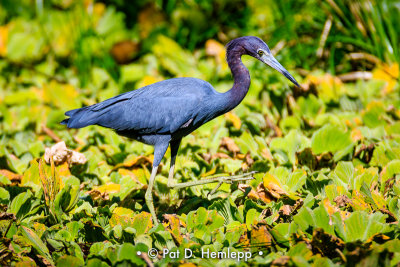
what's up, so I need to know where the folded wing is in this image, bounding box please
[62,94,200,135]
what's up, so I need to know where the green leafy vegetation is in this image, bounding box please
[0,0,400,266]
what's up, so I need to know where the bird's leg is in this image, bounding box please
[167,139,180,188]
[145,166,158,225]
[167,161,176,188]
[145,140,169,226]
[166,139,254,194]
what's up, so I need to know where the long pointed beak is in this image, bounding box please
[261,54,300,87]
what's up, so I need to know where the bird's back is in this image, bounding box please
[139,77,215,97]
[61,77,218,136]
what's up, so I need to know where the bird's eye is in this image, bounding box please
[257,50,264,56]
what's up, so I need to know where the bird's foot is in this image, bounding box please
[168,171,256,191]
[212,171,256,184]
[206,171,256,198]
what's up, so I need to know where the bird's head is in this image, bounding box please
[228,36,300,87]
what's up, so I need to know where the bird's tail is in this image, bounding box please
[60,106,100,128]
[61,90,133,129]
[60,118,69,125]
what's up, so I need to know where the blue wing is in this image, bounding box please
[61,78,216,135]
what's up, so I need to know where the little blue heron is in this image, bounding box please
[61,36,299,224]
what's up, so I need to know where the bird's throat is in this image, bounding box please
[224,51,251,111]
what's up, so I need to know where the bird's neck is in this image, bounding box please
[223,46,251,111]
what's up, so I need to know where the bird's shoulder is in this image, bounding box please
[91,77,215,112]
[139,77,216,97]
